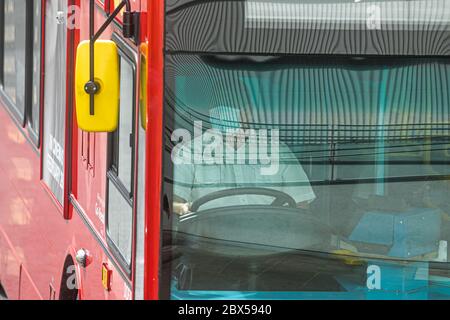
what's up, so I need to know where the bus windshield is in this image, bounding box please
[161,55,450,300]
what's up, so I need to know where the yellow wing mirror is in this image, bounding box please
[74,0,138,132]
[75,40,119,132]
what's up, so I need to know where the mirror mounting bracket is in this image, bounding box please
[87,0,138,115]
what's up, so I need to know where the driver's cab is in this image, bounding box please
[161,53,450,299]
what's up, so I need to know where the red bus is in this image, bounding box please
[1,0,450,300]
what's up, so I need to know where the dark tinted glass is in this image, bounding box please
[166,0,450,55]
[161,54,450,299]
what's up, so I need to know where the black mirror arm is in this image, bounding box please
[92,0,132,42]
[87,0,136,115]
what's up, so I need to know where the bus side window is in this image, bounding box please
[106,41,136,270]
[42,0,68,205]
[27,0,43,145]
[0,0,41,146]
[1,0,27,123]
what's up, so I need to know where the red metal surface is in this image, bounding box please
[144,0,164,300]
[63,0,78,220]
[0,101,130,299]
[0,0,149,300]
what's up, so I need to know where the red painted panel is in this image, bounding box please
[144,0,164,300]
[0,0,148,300]
[19,266,43,300]
[0,100,115,299]
[0,228,21,300]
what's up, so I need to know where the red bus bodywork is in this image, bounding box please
[0,0,163,300]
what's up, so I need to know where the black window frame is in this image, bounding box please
[105,33,137,275]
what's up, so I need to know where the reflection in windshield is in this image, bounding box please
[161,55,450,299]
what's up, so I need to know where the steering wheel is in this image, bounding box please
[190,187,297,212]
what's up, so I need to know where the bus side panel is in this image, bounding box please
[19,266,43,300]
[0,229,21,299]
[0,102,108,299]
[0,104,59,298]
[0,0,134,300]
[74,4,112,236]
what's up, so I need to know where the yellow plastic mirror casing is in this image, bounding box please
[75,40,119,132]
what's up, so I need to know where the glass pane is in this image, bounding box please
[107,180,133,264]
[30,0,42,135]
[134,54,147,300]
[2,0,27,118]
[162,54,450,299]
[243,0,450,29]
[106,54,135,268]
[42,0,67,204]
[117,57,134,192]
[166,0,450,55]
